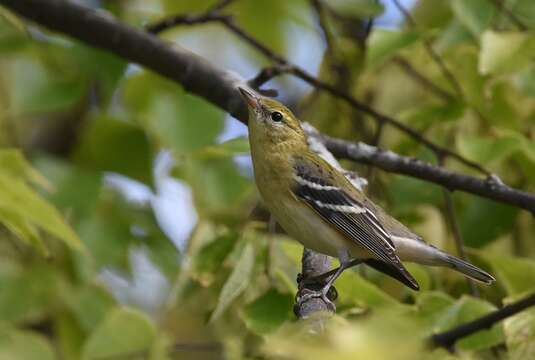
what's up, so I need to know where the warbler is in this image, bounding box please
[238,87,494,304]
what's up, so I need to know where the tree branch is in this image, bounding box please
[313,130,535,215]
[431,292,535,351]
[1,0,534,216]
[146,3,490,176]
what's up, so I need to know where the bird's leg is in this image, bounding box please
[300,258,362,286]
[297,250,355,311]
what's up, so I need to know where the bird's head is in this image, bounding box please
[238,87,306,148]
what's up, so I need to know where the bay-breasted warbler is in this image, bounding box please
[239,87,494,305]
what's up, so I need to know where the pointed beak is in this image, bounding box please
[238,87,261,111]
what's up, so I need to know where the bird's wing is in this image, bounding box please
[291,154,419,290]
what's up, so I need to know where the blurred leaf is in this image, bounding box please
[460,197,518,248]
[0,208,47,256]
[402,101,465,128]
[434,296,503,351]
[242,289,293,334]
[68,42,127,105]
[514,64,535,96]
[485,254,535,295]
[335,269,399,308]
[196,137,250,159]
[74,114,152,184]
[479,31,535,75]
[56,313,85,360]
[0,149,50,189]
[10,56,85,115]
[148,94,224,154]
[0,327,56,360]
[192,232,238,286]
[367,29,419,67]
[68,285,117,334]
[82,307,156,360]
[187,157,252,217]
[450,0,495,37]
[457,133,522,167]
[0,262,60,323]
[415,291,455,330]
[328,0,384,17]
[389,176,442,211]
[0,172,83,251]
[210,242,254,322]
[503,293,535,360]
[33,155,102,218]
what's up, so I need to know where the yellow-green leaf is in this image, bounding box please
[210,242,254,322]
[82,307,156,360]
[0,173,83,251]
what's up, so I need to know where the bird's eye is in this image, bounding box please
[271,111,283,122]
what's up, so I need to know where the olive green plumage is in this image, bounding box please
[239,87,495,292]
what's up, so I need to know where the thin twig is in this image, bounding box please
[310,0,334,55]
[488,0,528,31]
[431,292,535,351]
[393,56,455,102]
[392,0,465,99]
[439,154,478,296]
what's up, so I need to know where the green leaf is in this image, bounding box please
[0,149,50,189]
[187,157,252,216]
[192,232,238,286]
[242,289,293,334]
[415,291,455,330]
[328,0,384,17]
[389,176,443,211]
[503,293,535,360]
[196,137,250,159]
[451,0,495,37]
[514,64,535,96]
[434,296,503,351]
[479,31,535,75]
[367,29,419,67]
[460,197,518,248]
[0,327,56,360]
[10,56,85,115]
[210,242,254,322]
[457,133,522,167]
[82,307,156,360]
[0,173,83,251]
[485,254,535,295]
[73,114,153,184]
[0,208,47,256]
[0,262,60,323]
[68,285,117,333]
[335,269,398,308]
[401,101,465,128]
[148,93,224,154]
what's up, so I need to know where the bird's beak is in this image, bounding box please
[238,87,261,111]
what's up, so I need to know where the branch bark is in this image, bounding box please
[1,0,534,216]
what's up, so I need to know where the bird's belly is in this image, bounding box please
[268,199,369,259]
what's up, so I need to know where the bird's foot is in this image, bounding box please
[295,284,338,313]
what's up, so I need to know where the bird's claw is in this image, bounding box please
[296,286,338,312]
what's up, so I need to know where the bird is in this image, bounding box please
[238,87,495,306]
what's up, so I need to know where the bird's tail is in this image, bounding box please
[439,253,495,284]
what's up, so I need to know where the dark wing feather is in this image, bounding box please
[292,156,419,290]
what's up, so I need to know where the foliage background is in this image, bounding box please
[0,0,534,359]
